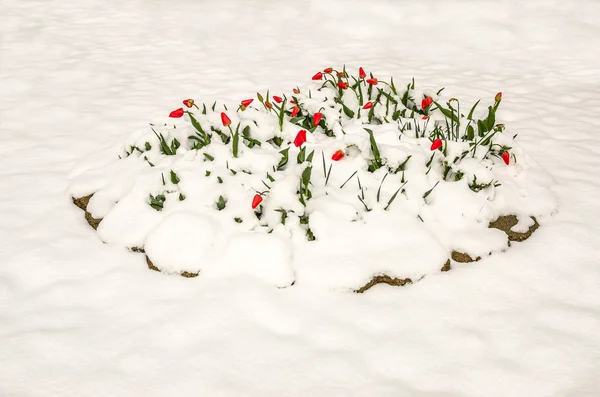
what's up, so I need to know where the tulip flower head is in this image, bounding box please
[331,150,345,161]
[169,108,184,118]
[251,194,263,209]
[430,138,443,151]
[294,130,307,147]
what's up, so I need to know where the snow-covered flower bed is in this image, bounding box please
[69,67,556,291]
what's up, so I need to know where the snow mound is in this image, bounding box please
[144,211,220,275]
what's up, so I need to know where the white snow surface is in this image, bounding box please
[2,0,600,396]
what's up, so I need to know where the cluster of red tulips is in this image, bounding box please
[163,67,510,209]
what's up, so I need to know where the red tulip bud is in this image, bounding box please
[323,67,333,73]
[337,71,345,77]
[366,78,378,85]
[251,194,263,209]
[265,101,273,109]
[331,150,345,161]
[422,97,433,110]
[313,112,323,126]
[294,130,307,147]
[502,152,510,165]
[293,88,300,94]
[422,115,429,120]
[241,99,254,107]
[291,107,300,117]
[430,138,443,151]
[495,92,503,102]
[183,99,194,108]
[169,108,184,118]
[362,101,373,110]
[273,96,283,104]
[359,67,366,79]
[336,81,349,89]
[220,112,231,127]
[312,72,323,80]
[290,99,296,104]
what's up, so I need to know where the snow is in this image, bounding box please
[2,0,600,396]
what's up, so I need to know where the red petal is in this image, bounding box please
[220,112,231,127]
[359,67,366,79]
[251,194,263,209]
[169,108,184,118]
[430,138,443,151]
[291,107,300,117]
[294,130,307,147]
[363,101,373,109]
[502,152,510,165]
[273,96,283,103]
[331,150,345,161]
[313,112,322,126]
[293,88,300,94]
[323,67,333,73]
[183,99,194,108]
[241,99,254,107]
[265,101,273,109]
[312,72,323,80]
[366,78,378,85]
[422,97,433,109]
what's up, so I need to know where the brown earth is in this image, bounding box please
[72,194,102,230]
[145,255,199,278]
[355,275,413,293]
[489,215,539,242]
[451,251,481,263]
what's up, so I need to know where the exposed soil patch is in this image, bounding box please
[441,259,451,272]
[451,251,481,263]
[145,255,199,278]
[355,275,412,293]
[489,215,539,242]
[72,194,103,230]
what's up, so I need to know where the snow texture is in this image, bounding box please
[2,0,600,396]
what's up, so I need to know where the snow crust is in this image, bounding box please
[2,0,600,396]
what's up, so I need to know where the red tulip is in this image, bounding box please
[251,194,263,209]
[294,130,307,147]
[359,67,366,79]
[169,108,184,118]
[495,92,503,102]
[220,112,231,127]
[273,95,283,104]
[293,88,300,94]
[430,138,443,151]
[313,112,323,126]
[363,101,373,110]
[422,115,429,120]
[331,150,345,161]
[290,99,296,104]
[265,101,273,109]
[183,99,194,108]
[366,78,378,85]
[241,99,254,107]
[337,71,345,77]
[312,72,323,80]
[502,152,510,165]
[323,67,333,73]
[336,82,349,89]
[291,106,300,117]
[422,97,433,110]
